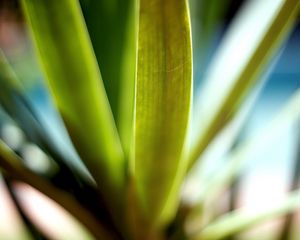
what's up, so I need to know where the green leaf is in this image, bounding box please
[193,188,300,240]
[80,0,133,122]
[189,0,300,169]
[0,140,115,240]
[80,0,137,157]
[0,50,112,223]
[202,89,300,204]
[186,89,300,232]
[20,0,125,209]
[183,77,267,206]
[117,0,138,158]
[134,0,192,226]
[0,50,23,90]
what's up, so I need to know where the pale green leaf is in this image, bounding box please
[20,0,125,209]
[278,124,300,239]
[185,89,300,236]
[198,88,300,206]
[182,77,267,205]
[189,0,300,168]
[134,0,192,226]
[193,188,300,240]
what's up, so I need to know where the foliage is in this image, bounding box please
[0,0,300,239]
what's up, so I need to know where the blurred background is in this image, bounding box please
[0,0,299,239]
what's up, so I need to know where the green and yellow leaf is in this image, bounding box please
[134,0,192,226]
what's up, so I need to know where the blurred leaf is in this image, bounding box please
[0,49,106,217]
[15,183,95,240]
[3,177,47,240]
[183,71,268,206]
[193,188,300,240]
[0,51,122,236]
[0,175,33,240]
[189,0,229,82]
[134,0,192,226]
[0,49,50,146]
[189,0,300,168]
[188,89,300,228]
[278,123,300,240]
[0,140,115,240]
[21,0,125,211]
[190,0,228,47]
[0,49,84,176]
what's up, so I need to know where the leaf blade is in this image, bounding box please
[80,0,137,157]
[186,89,300,234]
[189,0,300,168]
[201,89,300,206]
[20,0,125,208]
[134,0,193,226]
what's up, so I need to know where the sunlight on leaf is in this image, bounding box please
[134,0,192,227]
[21,0,125,213]
[117,0,138,159]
